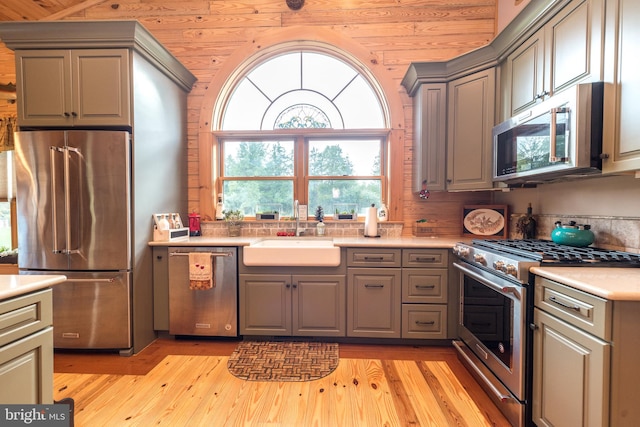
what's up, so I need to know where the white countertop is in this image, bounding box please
[531,267,640,301]
[149,235,473,248]
[0,275,67,300]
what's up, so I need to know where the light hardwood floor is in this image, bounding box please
[53,338,511,426]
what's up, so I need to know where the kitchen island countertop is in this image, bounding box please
[531,267,640,301]
[0,274,67,301]
[148,235,473,248]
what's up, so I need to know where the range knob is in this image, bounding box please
[493,260,505,271]
[454,245,470,257]
[505,264,518,277]
[473,253,486,265]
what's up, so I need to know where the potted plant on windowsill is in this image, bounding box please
[315,205,326,236]
[333,205,357,220]
[256,210,279,220]
[223,209,244,237]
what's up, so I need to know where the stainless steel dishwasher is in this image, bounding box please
[168,247,238,336]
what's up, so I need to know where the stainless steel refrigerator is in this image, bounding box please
[15,130,133,351]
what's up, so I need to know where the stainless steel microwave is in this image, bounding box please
[493,82,604,185]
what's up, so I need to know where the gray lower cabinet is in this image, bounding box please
[533,276,640,426]
[346,248,402,338]
[0,289,54,404]
[346,247,453,340]
[401,248,449,339]
[152,246,169,331]
[347,267,401,338]
[533,308,608,427]
[239,274,346,337]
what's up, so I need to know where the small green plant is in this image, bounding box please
[223,209,244,225]
[315,206,324,221]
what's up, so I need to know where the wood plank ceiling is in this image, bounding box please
[0,0,106,21]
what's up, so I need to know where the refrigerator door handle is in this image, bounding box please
[64,146,81,255]
[50,146,64,254]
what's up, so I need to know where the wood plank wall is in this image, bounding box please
[0,0,496,236]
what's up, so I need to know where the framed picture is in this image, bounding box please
[462,205,508,238]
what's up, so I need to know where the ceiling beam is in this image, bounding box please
[39,0,110,21]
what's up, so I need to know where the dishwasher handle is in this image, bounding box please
[169,252,233,258]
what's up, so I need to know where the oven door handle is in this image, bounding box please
[453,262,521,300]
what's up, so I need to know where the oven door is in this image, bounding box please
[454,261,528,401]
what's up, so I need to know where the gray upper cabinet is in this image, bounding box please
[446,68,495,191]
[602,0,640,173]
[410,69,495,193]
[16,49,132,128]
[503,28,545,116]
[503,0,605,118]
[413,83,447,192]
[0,20,197,130]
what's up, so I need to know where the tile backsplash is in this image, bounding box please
[509,213,640,253]
[201,220,403,238]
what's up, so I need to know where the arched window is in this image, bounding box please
[215,49,389,219]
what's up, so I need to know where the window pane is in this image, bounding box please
[247,52,301,100]
[335,75,385,129]
[220,50,386,131]
[223,180,294,217]
[308,179,381,217]
[222,79,271,130]
[309,139,381,176]
[303,52,357,99]
[223,140,294,177]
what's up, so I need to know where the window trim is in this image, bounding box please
[214,129,389,217]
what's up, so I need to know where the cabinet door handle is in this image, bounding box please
[416,284,436,289]
[364,284,384,288]
[548,295,580,311]
[71,111,78,117]
[63,112,71,117]
[416,320,435,326]
[363,256,384,261]
[414,257,437,262]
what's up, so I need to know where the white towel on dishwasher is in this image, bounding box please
[189,252,214,290]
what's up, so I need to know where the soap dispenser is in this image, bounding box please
[215,194,224,220]
[378,203,388,222]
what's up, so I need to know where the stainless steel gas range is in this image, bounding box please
[451,239,640,427]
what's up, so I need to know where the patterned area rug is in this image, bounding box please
[227,341,339,382]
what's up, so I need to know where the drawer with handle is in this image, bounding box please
[0,289,53,347]
[401,268,448,303]
[534,276,611,341]
[402,249,448,268]
[346,248,401,267]
[401,304,447,339]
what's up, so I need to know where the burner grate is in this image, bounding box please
[473,239,640,265]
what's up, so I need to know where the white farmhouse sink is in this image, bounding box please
[243,238,341,267]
